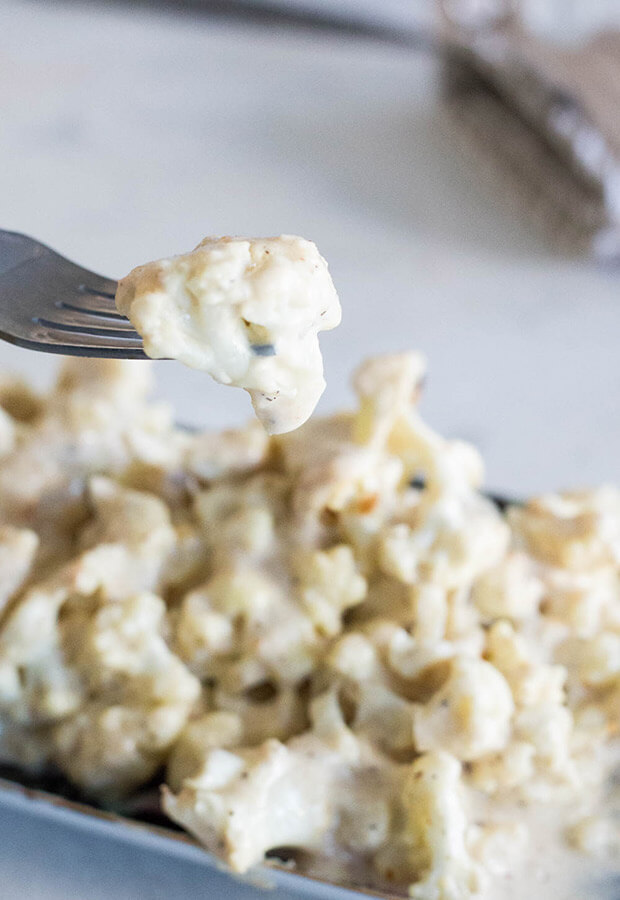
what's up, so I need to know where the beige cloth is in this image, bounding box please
[442,14,620,258]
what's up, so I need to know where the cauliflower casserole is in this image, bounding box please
[0,354,616,899]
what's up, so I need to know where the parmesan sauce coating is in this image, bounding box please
[115,235,341,435]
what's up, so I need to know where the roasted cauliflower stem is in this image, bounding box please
[116,235,341,435]
[0,354,616,899]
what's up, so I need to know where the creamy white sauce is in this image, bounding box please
[478,799,620,900]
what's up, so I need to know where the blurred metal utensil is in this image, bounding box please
[441,3,620,259]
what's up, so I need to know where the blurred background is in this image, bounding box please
[2,2,620,896]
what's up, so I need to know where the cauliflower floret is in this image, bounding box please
[213,507,276,566]
[0,582,84,725]
[81,476,174,555]
[297,544,367,637]
[54,357,153,415]
[472,552,543,623]
[163,736,339,872]
[413,657,514,762]
[541,567,618,638]
[51,592,199,799]
[379,495,509,591]
[409,584,449,643]
[469,741,536,793]
[514,704,575,789]
[185,420,269,482]
[352,682,417,756]
[74,478,178,599]
[404,752,481,900]
[327,632,381,682]
[116,235,341,434]
[486,621,567,708]
[386,627,453,686]
[277,412,403,543]
[0,358,172,526]
[175,570,318,687]
[193,472,287,545]
[509,487,620,570]
[575,631,620,688]
[0,574,199,798]
[167,711,244,791]
[352,352,427,448]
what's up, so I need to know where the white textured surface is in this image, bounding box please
[0,1,619,897]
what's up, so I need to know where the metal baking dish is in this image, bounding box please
[0,768,402,900]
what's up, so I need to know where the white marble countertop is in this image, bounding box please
[0,1,619,897]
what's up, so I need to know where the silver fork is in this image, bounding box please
[0,230,147,358]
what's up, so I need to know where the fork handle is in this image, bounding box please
[0,231,48,277]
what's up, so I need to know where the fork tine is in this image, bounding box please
[26,320,149,358]
[48,302,136,331]
[34,317,139,339]
[55,300,129,323]
[0,329,149,359]
[70,267,119,299]
[72,284,122,314]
